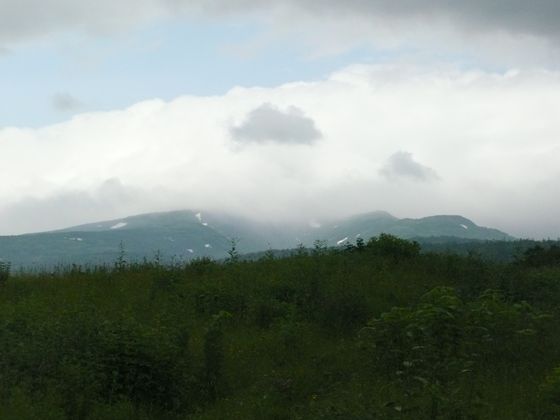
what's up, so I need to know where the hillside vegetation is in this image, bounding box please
[0,210,512,270]
[1,236,560,419]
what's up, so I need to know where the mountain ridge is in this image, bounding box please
[0,209,513,269]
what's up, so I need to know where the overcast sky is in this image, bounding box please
[1,1,560,238]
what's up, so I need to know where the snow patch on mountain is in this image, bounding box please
[196,212,209,226]
[337,237,349,245]
[110,222,127,230]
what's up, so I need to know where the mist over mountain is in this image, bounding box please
[0,209,512,269]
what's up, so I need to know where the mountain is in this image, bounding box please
[0,210,513,269]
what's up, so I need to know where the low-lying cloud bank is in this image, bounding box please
[1,64,559,238]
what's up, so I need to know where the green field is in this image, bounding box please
[1,236,560,419]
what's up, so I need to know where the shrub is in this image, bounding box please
[188,257,216,275]
[2,314,190,414]
[366,234,421,260]
[250,299,289,329]
[503,268,560,310]
[517,245,560,268]
[194,287,247,317]
[539,367,560,419]
[203,311,231,401]
[95,322,184,409]
[360,287,549,417]
[318,292,370,333]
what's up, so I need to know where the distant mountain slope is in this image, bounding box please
[310,212,512,246]
[0,210,513,269]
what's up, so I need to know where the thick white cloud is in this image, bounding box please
[1,64,560,238]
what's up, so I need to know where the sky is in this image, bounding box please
[1,1,560,238]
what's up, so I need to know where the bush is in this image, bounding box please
[536,366,560,419]
[366,234,421,259]
[0,313,191,416]
[194,287,247,316]
[503,268,560,310]
[203,311,231,401]
[360,287,549,417]
[318,292,370,333]
[518,245,560,268]
[94,322,185,409]
[250,299,289,329]
[188,257,217,275]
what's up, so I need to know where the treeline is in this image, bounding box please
[417,237,560,263]
[241,237,560,264]
[1,235,560,419]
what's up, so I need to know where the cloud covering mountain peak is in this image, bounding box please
[1,64,559,238]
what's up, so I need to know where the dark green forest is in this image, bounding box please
[1,235,560,419]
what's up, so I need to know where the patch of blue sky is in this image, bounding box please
[0,42,71,128]
[0,18,478,128]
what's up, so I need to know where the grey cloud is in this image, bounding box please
[0,0,161,44]
[189,1,560,40]
[300,1,560,38]
[52,93,84,112]
[3,1,560,45]
[231,103,322,145]
[380,151,440,182]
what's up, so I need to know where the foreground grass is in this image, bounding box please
[1,237,560,419]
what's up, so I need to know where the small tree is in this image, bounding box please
[226,238,239,264]
[114,241,127,271]
[263,246,275,261]
[356,236,365,251]
[312,239,328,255]
[295,243,308,257]
[0,261,10,285]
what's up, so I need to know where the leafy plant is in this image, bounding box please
[361,287,547,418]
